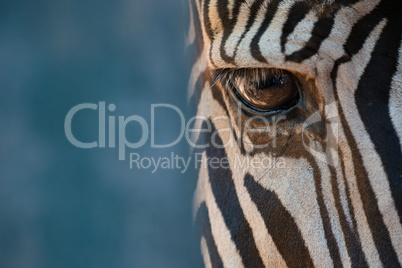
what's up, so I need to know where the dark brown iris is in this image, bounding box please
[233,69,300,112]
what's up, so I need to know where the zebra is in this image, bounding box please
[187,0,402,267]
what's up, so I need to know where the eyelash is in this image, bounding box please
[211,68,285,89]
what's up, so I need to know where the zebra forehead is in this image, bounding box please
[194,0,370,70]
[204,0,340,28]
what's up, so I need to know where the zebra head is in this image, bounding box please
[187,0,402,267]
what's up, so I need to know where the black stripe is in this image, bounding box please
[250,0,281,63]
[205,122,265,268]
[304,154,343,267]
[195,202,224,268]
[280,2,312,53]
[203,0,216,67]
[342,6,381,58]
[354,6,402,223]
[328,164,368,267]
[218,0,246,64]
[286,15,335,63]
[244,173,315,268]
[192,74,243,153]
[233,0,265,60]
[209,79,244,153]
[333,1,402,264]
[338,147,371,267]
[332,56,401,267]
[202,0,215,42]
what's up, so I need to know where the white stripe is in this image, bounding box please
[201,236,213,268]
[259,0,297,64]
[251,156,334,267]
[208,0,227,66]
[318,0,381,61]
[223,0,257,58]
[331,146,354,230]
[227,0,235,20]
[285,10,318,55]
[233,2,267,67]
[389,44,402,151]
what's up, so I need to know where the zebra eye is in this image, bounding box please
[214,68,300,115]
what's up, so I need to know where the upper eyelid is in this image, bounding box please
[211,68,286,84]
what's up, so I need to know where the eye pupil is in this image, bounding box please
[274,73,281,83]
[253,74,284,90]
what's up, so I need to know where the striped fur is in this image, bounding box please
[188,0,402,267]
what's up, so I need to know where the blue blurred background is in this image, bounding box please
[0,0,201,267]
